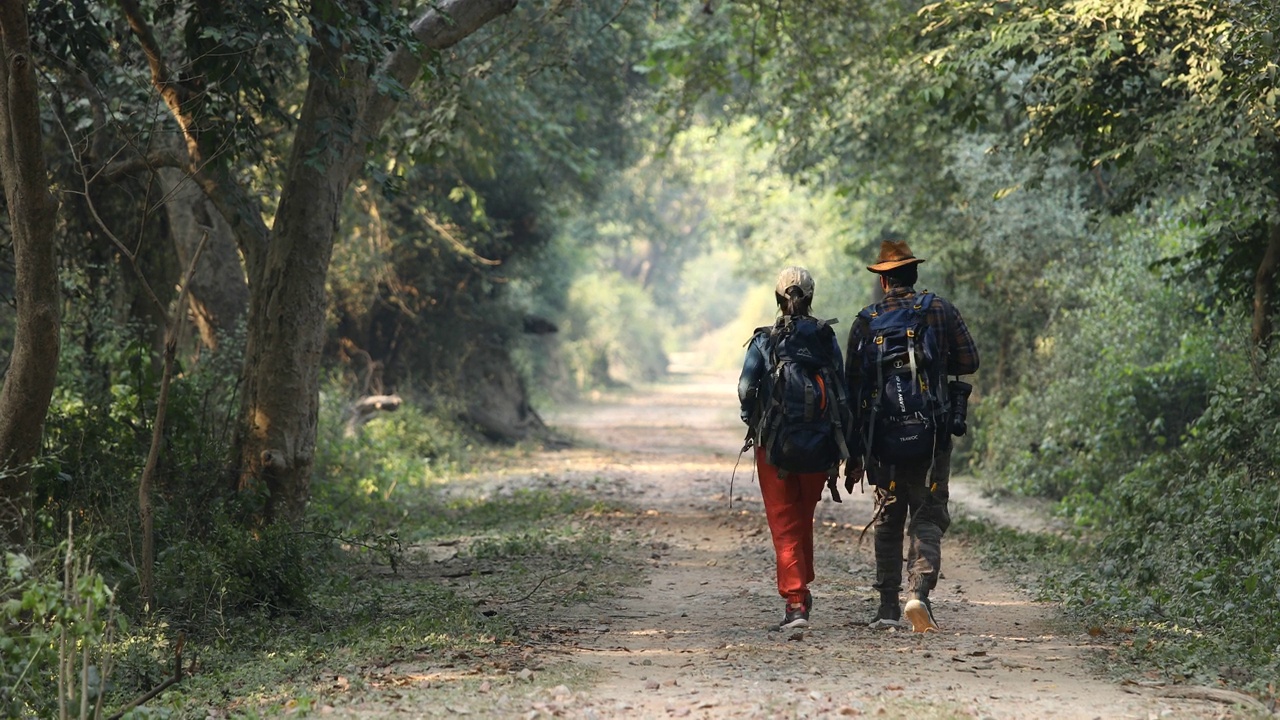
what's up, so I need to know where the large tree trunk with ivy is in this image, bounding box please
[0,4,61,549]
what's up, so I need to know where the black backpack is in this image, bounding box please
[855,293,946,464]
[754,316,850,474]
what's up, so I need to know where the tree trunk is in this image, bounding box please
[231,28,369,522]
[230,0,517,524]
[1251,218,1280,352]
[463,344,547,442]
[156,163,248,350]
[0,4,61,549]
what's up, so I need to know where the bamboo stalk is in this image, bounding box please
[59,517,73,720]
[80,587,93,719]
[92,611,114,720]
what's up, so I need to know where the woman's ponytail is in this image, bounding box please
[776,286,812,317]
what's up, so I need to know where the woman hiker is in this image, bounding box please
[738,266,852,629]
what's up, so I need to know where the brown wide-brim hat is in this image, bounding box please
[867,239,926,273]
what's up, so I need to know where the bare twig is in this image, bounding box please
[79,590,93,719]
[99,151,188,180]
[492,567,575,606]
[48,108,167,315]
[596,0,633,33]
[139,232,209,611]
[106,634,185,720]
[419,209,502,266]
[92,606,116,720]
[59,516,72,720]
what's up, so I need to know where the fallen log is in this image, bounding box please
[343,394,402,437]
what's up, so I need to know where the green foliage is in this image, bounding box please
[152,514,331,628]
[914,0,1280,327]
[558,270,669,390]
[970,210,1280,693]
[974,220,1234,500]
[974,365,1280,693]
[311,382,471,526]
[139,475,629,714]
[36,307,329,633]
[146,575,508,717]
[917,0,1277,186]
[2,542,118,717]
[327,0,670,410]
[1070,360,1280,681]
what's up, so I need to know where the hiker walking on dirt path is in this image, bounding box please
[843,240,979,633]
[738,266,853,630]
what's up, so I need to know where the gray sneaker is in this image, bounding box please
[904,596,939,633]
[780,602,810,630]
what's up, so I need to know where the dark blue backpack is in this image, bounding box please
[756,316,850,474]
[856,294,945,464]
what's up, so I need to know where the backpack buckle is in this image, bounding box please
[875,335,884,345]
[906,329,915,338]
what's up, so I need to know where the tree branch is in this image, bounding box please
[100,150,190,180]
[49,110,169,315]
[117,0,197,146]
[1251,218,1280,355]
[139,231,207,612]
[117,0,271,279]
[363,0,519,142]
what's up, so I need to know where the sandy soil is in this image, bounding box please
[329,367,1263,719]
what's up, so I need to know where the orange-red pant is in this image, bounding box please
[756,447,828,605]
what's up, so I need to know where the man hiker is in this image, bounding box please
[843,240,979,632]
[739,266,852,630]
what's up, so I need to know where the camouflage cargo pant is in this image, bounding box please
[868,448,952,599]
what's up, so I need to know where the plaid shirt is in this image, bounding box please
[844,286,979,438]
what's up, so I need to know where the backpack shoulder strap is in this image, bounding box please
[914,293,936,315]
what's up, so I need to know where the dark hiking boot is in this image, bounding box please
[868,598,904,630]
[904,596,939,633]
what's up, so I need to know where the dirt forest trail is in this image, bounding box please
[338,364,1261,720]
[514,363,1246,720]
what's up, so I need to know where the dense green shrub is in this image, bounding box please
[311,383,472,528]
[1021,357,1280,692]
[973,227,1229,502]
[971,216,1280,691]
